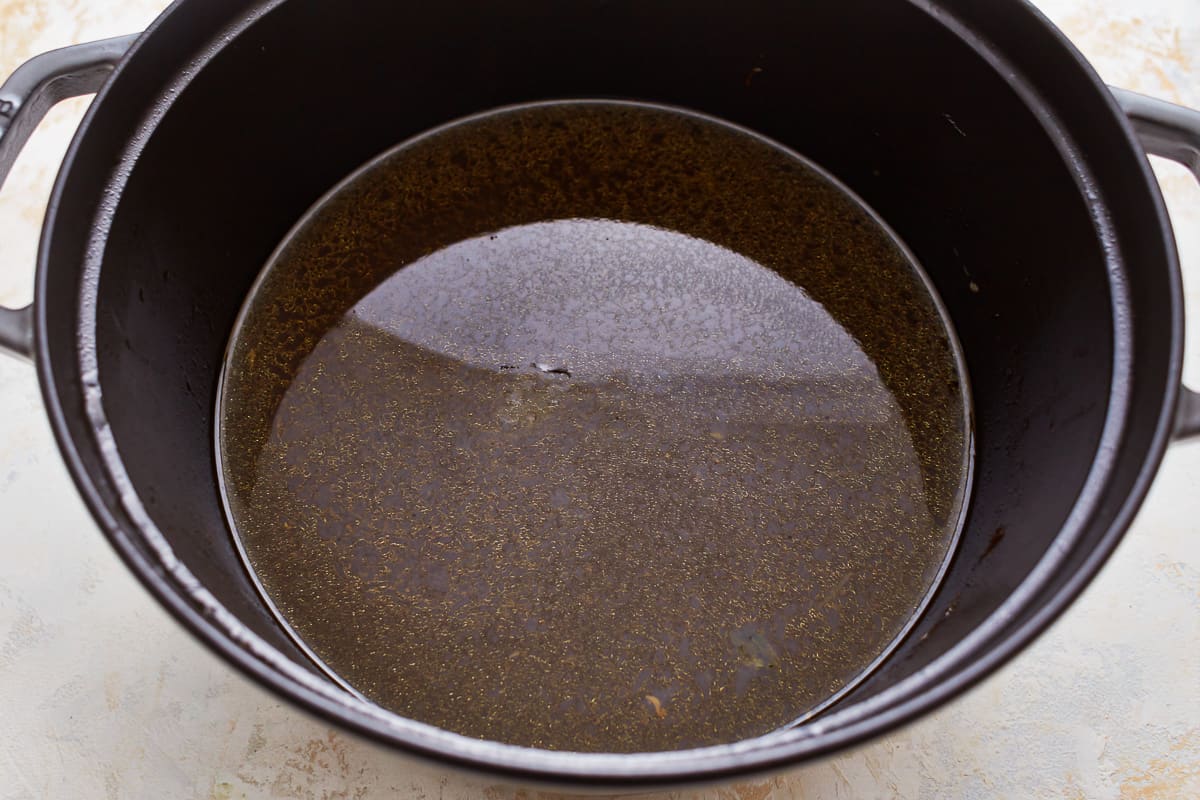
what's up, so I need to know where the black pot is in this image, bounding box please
[0,0,1197,789]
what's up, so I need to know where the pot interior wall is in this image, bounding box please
[87,0,1120,721]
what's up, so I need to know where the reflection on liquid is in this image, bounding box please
[353,220,876,387]
[218,101,969,753]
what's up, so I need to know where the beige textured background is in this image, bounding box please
[0,1,1197,797]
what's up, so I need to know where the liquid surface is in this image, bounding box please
[218,102,971,753]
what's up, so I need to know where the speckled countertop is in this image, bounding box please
[0,1,1197,798]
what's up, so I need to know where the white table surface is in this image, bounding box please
[1,1,1197,797]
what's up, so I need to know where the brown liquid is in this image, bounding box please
[217,102,970,753]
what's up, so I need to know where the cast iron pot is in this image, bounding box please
[1,0,1198,789]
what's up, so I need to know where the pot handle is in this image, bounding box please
[0,34,137,362]
[1112,88,1200,440]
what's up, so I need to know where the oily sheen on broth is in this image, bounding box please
[217,102,971,753]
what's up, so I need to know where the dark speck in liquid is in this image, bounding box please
[217,101,972,753]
